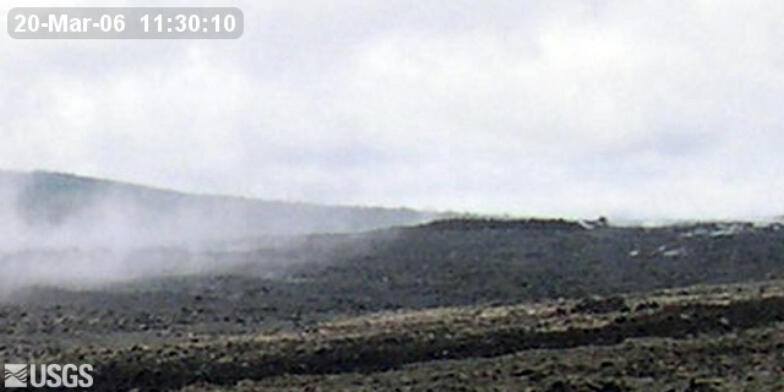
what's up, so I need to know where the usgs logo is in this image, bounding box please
[4,363,93,389]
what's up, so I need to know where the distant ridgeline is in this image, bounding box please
[15,171,105,225]
[0,170,439,240]
[419,217,609,231]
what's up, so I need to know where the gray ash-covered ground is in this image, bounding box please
[2,218,784,390]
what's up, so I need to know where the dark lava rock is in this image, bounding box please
[685,378,722,392]
[547,380,578,392]
[634,301,661,312]
[574,296,628,314]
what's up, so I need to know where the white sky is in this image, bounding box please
[2,0,784,220]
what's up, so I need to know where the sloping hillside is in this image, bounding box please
[0,170,436,247]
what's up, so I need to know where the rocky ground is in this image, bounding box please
[2,218,784,390]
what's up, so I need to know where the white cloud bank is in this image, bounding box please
[2,0,784,220]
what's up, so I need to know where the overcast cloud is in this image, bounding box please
[2,0,784,220]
